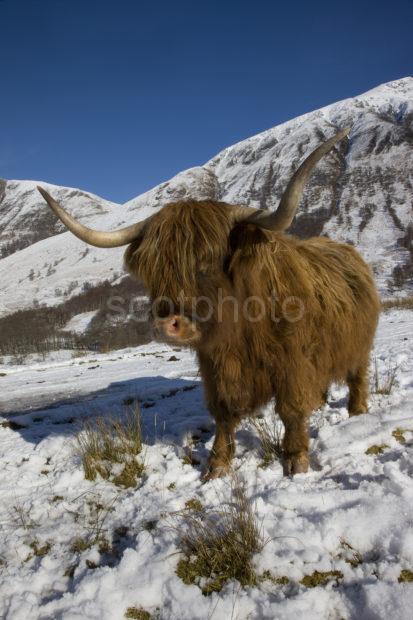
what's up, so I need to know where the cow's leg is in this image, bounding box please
[197,352,241,480]
[205,408,240,479]
[347,364,369,416]
[278,404,310,476]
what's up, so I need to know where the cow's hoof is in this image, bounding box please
[202,462,230,482]
[348,407,368,417]
[283,452,309,476]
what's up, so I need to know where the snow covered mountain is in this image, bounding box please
[1,77,412,318]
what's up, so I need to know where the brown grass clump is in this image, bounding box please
[373,358,399,396]
[398,569,413,583]
[75,407,144,487]
[250,412,283,467]
[381,296,413,311]
[175,478,264,594]
[392,428,413,444]
[124,608,152,620]
[300,570,343,588]
[365,444,389,455]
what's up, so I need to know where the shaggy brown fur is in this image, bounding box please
[125,200,380,478]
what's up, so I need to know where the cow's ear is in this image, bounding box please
[224,222,270,273]
[228,221,270,254]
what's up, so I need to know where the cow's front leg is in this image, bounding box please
[204,409,239,480]
[278,404,310,476]
[197,352,242,480]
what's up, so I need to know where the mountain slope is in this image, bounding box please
[0,77,412,318]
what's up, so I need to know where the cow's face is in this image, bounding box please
[124,200,233,345]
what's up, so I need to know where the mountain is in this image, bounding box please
[0,77,412,320]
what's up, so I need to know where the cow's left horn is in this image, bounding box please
[241,127,351,232]
[37,187,149,248]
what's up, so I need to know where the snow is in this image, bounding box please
[0,308,412,619]
[1,77,412,318]
[62,311,98,335]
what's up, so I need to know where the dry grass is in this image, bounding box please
[381,296,413,311]
[124,608,152,620]
[398,569,413,583]
[75,406,144,487]
[175,477,264,594]
[300,570,343,588]
[365,444,389,455]
[250,411,283,467]
[69,495,117,557]
[10,500,39,531]
[373,358,399,396]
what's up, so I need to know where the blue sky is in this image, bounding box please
[1,0,412,203]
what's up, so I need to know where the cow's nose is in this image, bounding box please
[153,316,180,337]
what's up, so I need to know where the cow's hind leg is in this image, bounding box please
[278,405,310,476]
[347,364,369,416]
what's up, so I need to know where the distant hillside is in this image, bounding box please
[0,77,412,326]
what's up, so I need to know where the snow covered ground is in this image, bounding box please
[0,309,412,619]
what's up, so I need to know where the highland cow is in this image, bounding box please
[37,128,380,479]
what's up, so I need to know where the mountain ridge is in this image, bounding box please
[1,77,412,318]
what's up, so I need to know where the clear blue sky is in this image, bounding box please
[1,0,412,203]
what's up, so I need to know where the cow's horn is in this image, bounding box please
[241,127,351,232]
[37,187,149,248]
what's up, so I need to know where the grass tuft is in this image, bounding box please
[29,539,52,557]
[124,608,152,620]
[250,411,283,467]
[300,570,343,588]
[398,569,413,583]
[373,358,399,396]
[392,427,413,445]
[381,296,413,311]
[260,570,289,585]
[75,406,144,487]
[175,477,263,595]
[184,498,203,512]
[365,444,389,455]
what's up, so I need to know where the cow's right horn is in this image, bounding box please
[37,186,150,248]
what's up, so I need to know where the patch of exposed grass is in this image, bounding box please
[69,496,116,556]
[50,495,64,503]
[70,537,93,554]
[250,412,283,467]
[260,570,289,585]
[75,406,144,487]
[124,608,152,620]
[381,296,413,311]
[300,570,343,588]
[29,539,52,557]
[113,459,145,488]
[398,569,413,583]
[373,358,399,396]
[175,477,264,595]
[25,539,52,562]
[184,498,203,512]
[392,428,413,445]
[365,444,389,455]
